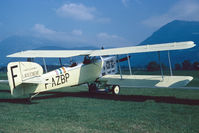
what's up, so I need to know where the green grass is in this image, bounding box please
[0,72,7,80]
[0,71,199,133]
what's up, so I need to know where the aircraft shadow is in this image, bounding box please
[0,90,37,104]
[0,90,199,105]
[36,91,199,106]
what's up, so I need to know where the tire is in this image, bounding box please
[88,83,97,93]
[112,85,120,95]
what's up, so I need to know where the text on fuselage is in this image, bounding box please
[45,73,70,89]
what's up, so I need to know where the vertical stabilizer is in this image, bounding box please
[7,62,43,97]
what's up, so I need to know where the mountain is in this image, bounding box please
[1,20,199,67]
[0,36,98,66]
[129,20,199,68]
[0,36,62,65]
[141,20,199,45]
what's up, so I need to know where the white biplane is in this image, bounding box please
[0,41,196,101]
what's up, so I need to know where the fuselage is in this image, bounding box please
[34,60,103,93]
[8,56,117,97]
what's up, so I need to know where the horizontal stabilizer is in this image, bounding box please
[0,80,9,84]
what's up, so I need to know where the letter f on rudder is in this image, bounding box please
[7,62,22,95]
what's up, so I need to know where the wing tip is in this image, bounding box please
[7,51,26,58]
[186,41,196,48]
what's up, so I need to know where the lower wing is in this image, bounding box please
[100,74,193,88]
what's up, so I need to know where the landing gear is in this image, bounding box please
[27,92,40,103]
[88,82,120,95]
[88,83,97,93]
[112,85,120,95]
[26,98,32,103]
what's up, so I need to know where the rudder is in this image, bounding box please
[7,62,43,97]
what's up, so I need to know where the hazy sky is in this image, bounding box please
[0,0,199,47]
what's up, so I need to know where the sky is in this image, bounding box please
[0,0,199,48]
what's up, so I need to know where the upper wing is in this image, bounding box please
[7,41,195,58]
[89,41,195,56]
[7,50,92,58]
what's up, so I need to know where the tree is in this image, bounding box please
[182,60,192,70]
[193,61,199,70]
[175,63,181,70]
[147,61,159,71]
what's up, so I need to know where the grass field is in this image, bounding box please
[0,71,199,133]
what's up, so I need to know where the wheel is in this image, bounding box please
[112,85,120,95]
[88,83,97,93]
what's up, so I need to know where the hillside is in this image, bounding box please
[129,20,199,67]
[0,36,97,66]
[141,20,199,45]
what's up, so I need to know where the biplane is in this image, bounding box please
[0,41,196,100]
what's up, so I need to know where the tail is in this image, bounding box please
[7,62,43,97]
